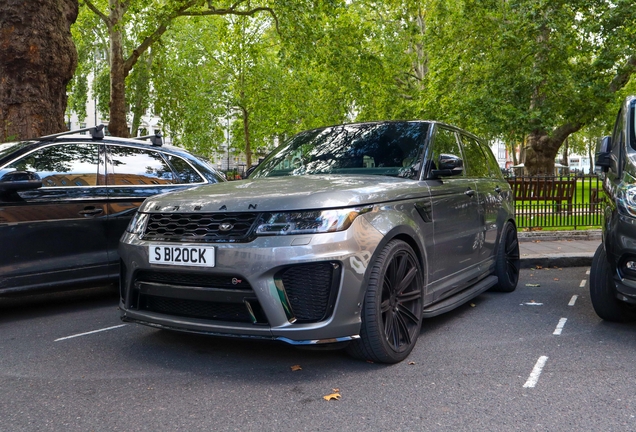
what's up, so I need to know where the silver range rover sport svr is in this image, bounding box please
[119,121,520,363]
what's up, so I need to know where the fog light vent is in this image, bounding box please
[619,255,636,280]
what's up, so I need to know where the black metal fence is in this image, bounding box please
[505,174,606,229]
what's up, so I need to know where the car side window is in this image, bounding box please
[166,155,204,184]
[611,108,625,174]
[459,134,490,178]
[479,141,505,179]
[5,143,102,187]
[107,146,175,185]
[425,127,464,177]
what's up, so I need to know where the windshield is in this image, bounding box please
[251,122,429,179]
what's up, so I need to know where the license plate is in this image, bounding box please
[149,245,215,267]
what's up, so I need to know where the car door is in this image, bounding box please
[459,133,503,262]
[104,144,207,275]
[0,142,110,293]
[423,126,482,300]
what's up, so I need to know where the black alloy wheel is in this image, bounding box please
[491,221,520,292]
[347,240,424,363]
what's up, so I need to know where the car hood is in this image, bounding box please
[140,175,429,213]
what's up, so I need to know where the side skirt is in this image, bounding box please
[422,275,498,318]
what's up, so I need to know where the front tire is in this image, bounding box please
[590,243,636,322]
[347,240,424,364]
[491,221,520,292]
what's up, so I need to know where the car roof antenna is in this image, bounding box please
[37,124,105,140]
[136,131,163,147]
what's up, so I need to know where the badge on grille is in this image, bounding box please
[219,222,234,232]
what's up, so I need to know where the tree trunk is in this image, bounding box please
[525,131,560,176]
[0,0,78,141]
[561,137,569,167]
[241,106,252,168]
[107,0,129,137]
[524,121,583,176]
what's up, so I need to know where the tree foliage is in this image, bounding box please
[66,0,636,173]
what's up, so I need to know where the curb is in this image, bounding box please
[518,229,601,242]
[518,229,599,268]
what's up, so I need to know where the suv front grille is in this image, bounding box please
[143,212,260,243]
[129,270,268,324]
[136,270,252,291]
[143,296,253,322]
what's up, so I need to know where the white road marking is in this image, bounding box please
[586,268,590,275]
[55,324,127,342]
[553,318,567,335]
[520,301,543,306]
[524,356,549,388]
[580,279,587,288]
[568,295,578,306]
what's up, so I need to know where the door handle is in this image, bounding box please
[79,207,104,217]
[464,189,475,197]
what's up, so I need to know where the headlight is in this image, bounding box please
[126,211,149,235]
[256,206,372,236]
[616,180,636,218]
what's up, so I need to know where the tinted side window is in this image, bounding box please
[5,143,101,187]
[479,141,505,179]
[460,134,490,178]
[426,127,463,177]
[107,146,175,185]
[166,155,204,184]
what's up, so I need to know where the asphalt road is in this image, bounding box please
[1,267,635,431]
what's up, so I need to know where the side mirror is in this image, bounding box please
[431,153,464,177]
[595,136,612,172]
[0,170,42,192]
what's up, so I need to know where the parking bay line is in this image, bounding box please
[523,356,549,388]
[579,279,587,288]
[553,318,567,335]
[568,295,578,306]
[55,324,127,342]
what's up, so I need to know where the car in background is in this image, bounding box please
[0,125,225,295]
[591,95,636,321]
[119,120,519,363]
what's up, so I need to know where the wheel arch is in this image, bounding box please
[360,225,428,292]
[494,217,518,256]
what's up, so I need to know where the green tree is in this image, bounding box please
[422,0,636,175]
[80,0,279,137]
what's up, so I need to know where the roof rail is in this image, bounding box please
[136,131,163,147]
[37,124,105,141]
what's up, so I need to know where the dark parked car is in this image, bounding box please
[591,95,636,321]
[119,121,520,363]
[0,125,225,295]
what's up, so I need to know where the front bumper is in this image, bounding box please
[606,213,636,304]
[118,216,384,344]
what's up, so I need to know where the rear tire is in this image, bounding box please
[347,240,424,364]
[590,243,636,322]
[491,221,520,292]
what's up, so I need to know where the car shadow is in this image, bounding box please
[0,285,118,323]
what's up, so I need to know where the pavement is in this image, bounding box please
[518,229,601,268]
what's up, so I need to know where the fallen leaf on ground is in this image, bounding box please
[554,278,559,281]
[408,361,416,365]
[536,265,543,269]
[323,393,341,401]
[470,303,476,307]
[332,388,340,392]
[290,365,302,371]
